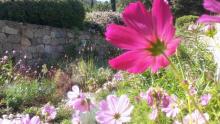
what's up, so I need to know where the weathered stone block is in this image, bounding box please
[7,35,20,43]
[50,38,66,46]
[51,30,66,38]
[21,37,31,47]
[42,35,51,44]
[34,28,50,38]
[2,26,18,35]
[23,29,34,39]
[0,33,7,43]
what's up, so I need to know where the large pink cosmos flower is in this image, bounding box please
[96,95,134,124]
[106,0,180,73]
[198,0,220,23]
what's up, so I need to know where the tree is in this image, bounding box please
[111,0,116,11]
[171,0,205,17]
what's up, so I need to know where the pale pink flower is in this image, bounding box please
[2,56,8,61]
[149,108,158,120]
[183,110,209,124]
[41,103,57,120]
[188,24,199,31]
[198,0,220,23]
[140,88,154,106]
[105,0,180,73]
[189,85,197,95]
[70,96,93,113]
[113,71,123,81]
[200,93,212,106]
[162,95,179,118]
[21,115,41,124]
[96,95,134,124]
[67,85,81,100]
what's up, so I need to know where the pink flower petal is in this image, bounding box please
[106,95,118,113]
[203,0,220,13]
[109,50,153,73]
[122,1,154,37]
[165,38,181,56]
[30,116,41,124]
[117,95,130,113]
[151,55,169,73]
[152,0,173,38]
[198,14,220,23]
[105,24,149,50]
[99,100,109,111]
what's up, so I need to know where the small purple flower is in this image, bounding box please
[162,94,171,108]
[200,93,212,106]
[189,85,197,95]
[41,103,57,120]
[140,88,154,106]
[113,71,124,81]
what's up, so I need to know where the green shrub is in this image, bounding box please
[23,107,40,116]
[55,105,73,123]
[70,59,113,91]
[116,0,151,12]
[4,79,56,110]
[0,0,85,29]
[85,11,122,35]
[171,0,204,17]
[61,120,72,124]
[92,1,111,11]
[175,15,199,30]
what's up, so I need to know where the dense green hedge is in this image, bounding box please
[0,0,85,29]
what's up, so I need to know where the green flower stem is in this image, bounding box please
[163,53,208,124]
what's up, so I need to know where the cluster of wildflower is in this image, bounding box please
[66,85,134,124]
[0,50,58,80]
[0,114,40,124]
[102,71,124,91]
[0,103,57,124]
[41,103,57,122]
[174,110,209,124]
[67,85,95,123]
[140,87,179,120]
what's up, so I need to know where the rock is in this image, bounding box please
[67,32,74,38]
[7,35,20,43]
[0,33,7,42]
[23,29,34,39]
[21,37,31,47]
[42,35,51,44]
[51,30,66,38]
[34,28,50,38]
[2,26,18,35]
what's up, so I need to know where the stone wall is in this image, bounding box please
[0,20,99,64]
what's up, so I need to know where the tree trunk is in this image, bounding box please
[111,0,116,11]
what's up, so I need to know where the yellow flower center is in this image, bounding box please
[147,40,166,56]
[114,113,121,120]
